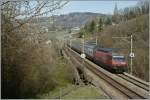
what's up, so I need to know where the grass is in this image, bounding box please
[37,84,108,99]
[62,85,108,99]
[36,84,75,99]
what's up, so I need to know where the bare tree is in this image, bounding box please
[1,0,69,98]
[1,0,69,32]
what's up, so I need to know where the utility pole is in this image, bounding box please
[70,34,72,49]
[112,34,134,75]
[96,32,98,45]
[130,35,134,75]
[96,24,98,45]
[81,34,86,59]
[81,34,86,82]
[83,35,85,53]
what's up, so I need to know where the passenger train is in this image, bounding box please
[65,37,128,73]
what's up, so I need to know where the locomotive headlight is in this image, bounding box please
[112,60,117,65]
[120,62,125,64]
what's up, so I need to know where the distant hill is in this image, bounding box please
[54,12,110,28]
[32,12,111,29]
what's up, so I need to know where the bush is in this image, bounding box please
[1,14,76,98]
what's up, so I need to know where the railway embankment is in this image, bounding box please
[63,45,149,99]
[78,14,149,81]
[96,14,149,81]
[36,39,108,99]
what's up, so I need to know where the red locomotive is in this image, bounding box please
[93,47,127,73]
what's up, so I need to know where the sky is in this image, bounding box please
[55,0,139,15]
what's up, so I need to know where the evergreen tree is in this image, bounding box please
[89,20,96,34]
[98,18,103,32]
[104,17,112,25]
[84,24,88,33]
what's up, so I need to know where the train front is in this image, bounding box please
[111,54,128,73]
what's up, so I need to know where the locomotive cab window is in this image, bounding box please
[113,56,125,62]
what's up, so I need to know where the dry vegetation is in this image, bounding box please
[79,0,149,81]
[1,1,76,99]
[1,19,76,98]
[98,14,149,81]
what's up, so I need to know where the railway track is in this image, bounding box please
[64,46,149,99]
[117,74,149,91]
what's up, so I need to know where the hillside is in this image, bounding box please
[31,12,111,29]
[97,14,149,81]
[55,12,110,28]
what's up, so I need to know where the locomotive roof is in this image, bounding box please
[112,55,125,58]
[112,53,124,57]
[84,43,96,48]
[96,47,114,52]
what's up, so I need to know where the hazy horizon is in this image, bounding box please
[55,1,139,15]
